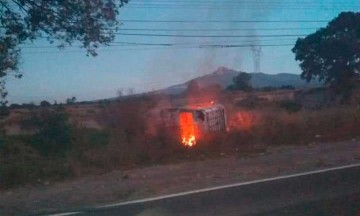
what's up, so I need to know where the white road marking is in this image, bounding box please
[99,163,360,208]
[47,212,82,216]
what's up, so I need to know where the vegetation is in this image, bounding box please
[20,108,71,157]
[227,72,252,91]
[278,100,302,113]
[258,85,295,92]
[0,104,9,118]
[0,0,130,100]
[66,96,77,105]
[1,108,72,187]
[1,93,360,189]
[40,100,51,107]
[292,12,360,97]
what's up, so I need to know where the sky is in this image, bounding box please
[5,0,360,104]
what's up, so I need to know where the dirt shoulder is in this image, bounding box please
[1,140,360,216]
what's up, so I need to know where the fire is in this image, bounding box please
[179,112,197,147]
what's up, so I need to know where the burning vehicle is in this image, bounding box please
[160,103,227,147]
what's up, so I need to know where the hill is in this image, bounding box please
[160,67,319,95]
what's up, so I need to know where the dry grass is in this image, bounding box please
[1,93,360,189]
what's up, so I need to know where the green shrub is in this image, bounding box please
[279,100,302,113]
[0,105,9,118]
[21,109,71,157]
[72,128,109,149]
[0,139,71,188]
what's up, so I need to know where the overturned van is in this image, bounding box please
[160,104,227,146]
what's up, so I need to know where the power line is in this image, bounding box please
[19,38,297,49]
[130,0,356,4]
[113,38,297,45]
[0,25,322,32]
[116,27,318,32]
[114,32,307,37]
[21,43,295,54]
[123,1,360,7]
[123,2,360,6]
[118,19,328,23]
[124,5,359,10]
[127,3,359,7]
[2,25,319,31]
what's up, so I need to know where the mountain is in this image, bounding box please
[159,67,319,95]
[250,72,316,88]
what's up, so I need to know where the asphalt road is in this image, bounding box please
[52,164,360,216]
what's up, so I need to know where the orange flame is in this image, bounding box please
[179,112,197,147]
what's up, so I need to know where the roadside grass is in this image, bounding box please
[1,96,360,189]
[0,136,72,188]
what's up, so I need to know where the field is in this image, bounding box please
[1,90,360,189]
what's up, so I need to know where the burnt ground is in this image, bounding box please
[1,139,360,216]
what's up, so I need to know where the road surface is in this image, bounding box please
[49,164,360,216]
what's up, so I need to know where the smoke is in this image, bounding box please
[196,0,284,74]
[142,0,285,108]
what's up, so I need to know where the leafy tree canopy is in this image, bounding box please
[227,72,252,91]
[66,96,76,104]
[292,12,360,94]
[0,0,129,99]
[20,108,71,157]
[40,100,51,107]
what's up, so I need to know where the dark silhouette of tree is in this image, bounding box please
[20,108,71,157]
[40,100,51,107]
[0,0,129,100]
[9,103,21,109]
[66,96,76,104]
[280,85,295,90]
[0,102,9,118]
[292,12,360,97]
[21,102,35,110]
[126,87,135,96]
[117,88,124,98]
[227,72,252,91]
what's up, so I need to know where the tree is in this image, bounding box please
[66,96,76,104]
[9,103,21,109]
[117,88,124,98]
[292,12,360,97]
[126,87,135,96]
[0,103,9,118]
[0,0,129,100]
[227,72,252,91]
[40,100,51,107]
[20,108,71,157]
[22,102,35,110]
[279,85,295,90]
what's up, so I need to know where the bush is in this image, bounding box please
[40,100,51,107]
[21,108,72,157]
[2,95,360,189]
[279,100,302,113]
[0,139,71,188]
[0,105,10,118]
[236,95,267,109]
[72,128,109,150]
